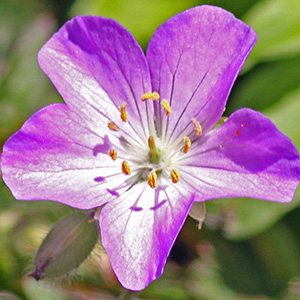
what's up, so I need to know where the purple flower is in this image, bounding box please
[1,5,300,291]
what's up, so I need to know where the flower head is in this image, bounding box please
[1,5,300,291]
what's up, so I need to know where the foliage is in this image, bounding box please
[0,0,300,299]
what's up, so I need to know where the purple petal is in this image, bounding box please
[38,16,152,140]
[146,5,257,140]
[179,108,300,202]
[99,182,194,290]
[1,104,125,209]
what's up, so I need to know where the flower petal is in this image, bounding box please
[1,104,125,209]
[179,108,300,202]
[99,181,194,290]
[146,5,257,140]
[38,16,152,140]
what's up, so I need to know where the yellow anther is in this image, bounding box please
[142,91,160,101]
[121,161,131,175]
[120,102,128,122]
[147,170,157,188]
[108,121,120,132]
[170,169,180,183]
[192,118,202,136]
[161,99,171,116]
[109,149,117,161]
[183,136,191,153]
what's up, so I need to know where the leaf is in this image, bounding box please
[228,55,300,113]
[70,0,199,48]
[0,15,57,145]
[0,292,23,300]
[23,278,69,300]
[244,0,300,68]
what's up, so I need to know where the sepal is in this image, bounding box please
[30,211,98,280]
[189,202,206,230]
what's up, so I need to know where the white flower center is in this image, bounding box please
[107,92,202,189]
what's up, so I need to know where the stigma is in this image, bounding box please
[148,136,160,164]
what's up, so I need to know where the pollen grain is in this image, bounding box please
[183,136,191,153]
[147,170,157,188]
[121,161,131,175]
[161,99,171,116]
[170,169,180,183]
[192,118,202,136]
[108,121,120,132]
[109,149,117,161]
[142,91,160,101]
[120,102,128,122]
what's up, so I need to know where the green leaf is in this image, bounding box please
[0,292,23,300]
[24,278,71,300]
[253,223,300,282]
[0,15,58,146]
[244,0,300,68]
[70,0,198,48]
[264,88,300,149]
[228,55,300,113]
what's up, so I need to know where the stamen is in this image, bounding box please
[121,161,131,175]
[108,121,120,132]
[142,91,160,101]
[109,149,117,161]
[147,170,157,188]
[120,102,128,122]
[192,118,202,136]
[161,99,171,116]
[183,136,191,153]
[170,169,180,183]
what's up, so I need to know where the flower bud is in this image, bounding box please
[30,211,98,280]
[189,202,206,230]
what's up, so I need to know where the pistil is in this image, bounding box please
[148,136,160,164]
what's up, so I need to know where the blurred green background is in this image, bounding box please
[0,0,300,299]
